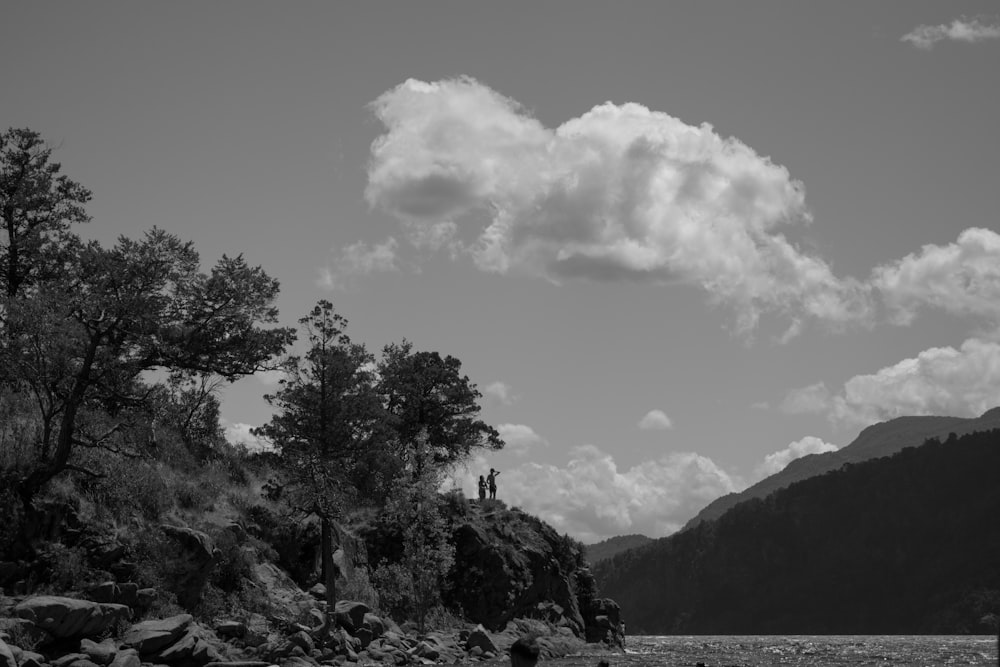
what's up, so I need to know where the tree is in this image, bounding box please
[0,228,294,543]
[255,300,386,619]
[374,430,455,631]
[377,341,503,481]
[0,127,91,298]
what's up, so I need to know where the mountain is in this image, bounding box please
[593,428,1000,634]
[585,534,652,564]
[683,408,1000,530]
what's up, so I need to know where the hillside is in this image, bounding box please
[584,535,652,564]
[594,428,1000,634]
[684,408,1000,529]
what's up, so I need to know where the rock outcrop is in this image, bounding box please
[14,597,131,640]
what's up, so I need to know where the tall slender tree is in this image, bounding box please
[256,300,387,618]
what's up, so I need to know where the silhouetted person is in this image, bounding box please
[509,637,539,667]
[478,474,487,502]
[488,468,500,500]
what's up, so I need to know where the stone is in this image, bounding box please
[332,602,368,634]
[136,589,157,610]
[50,654,87,667]
[306,584,326,601]
[122,614,192,655]
[107,649,140,667]
[0,639,15,667]
[361,613,384,639]
[18,653,46,667]
[287,631,314,655]
[14,597,131,640]
[214,621,246,638]
[464,625,497,655]
[84,583,119,604]
[80,638,116,665]
[159,525,217,609]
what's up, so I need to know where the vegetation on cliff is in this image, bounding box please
[594,429,1000,634]
[0,127,622,664]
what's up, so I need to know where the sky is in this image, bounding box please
[3,1,999,543]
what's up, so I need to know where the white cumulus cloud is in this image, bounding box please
[447,446,741,542]
[784,337,1000,428]
[484,381,516,405]
[223,421,274,453]
[754,436,839,479]
[318,238,399,290]
[902,17,1000,49]
[638,409,674,430]
[872,228,1000,325]
[366,77,873,335]
[497,423,548,456]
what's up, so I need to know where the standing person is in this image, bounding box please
[478,475,487,502]
[488,468,500,500]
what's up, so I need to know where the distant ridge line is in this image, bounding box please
[682,407,1000,531]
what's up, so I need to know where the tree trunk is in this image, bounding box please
[321,514,337,633]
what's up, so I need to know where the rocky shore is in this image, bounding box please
[0,592,619,667]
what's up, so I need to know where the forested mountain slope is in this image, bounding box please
[684,408,1000,529]
[595,429,1000,634]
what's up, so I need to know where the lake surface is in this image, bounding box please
[556,635,999,666]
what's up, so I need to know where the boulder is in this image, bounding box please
[362,613,385,639]
[50,654,87,667]
[464,625,498,655]
[17,651,46,667]
[214,620,246,638]
[107,649,140,667]
[0,638,16,667]
[122,614,192,655]
[14,597,131,640]
[0,617,51,648]
[333,601,369,633]
[79,638,116,665]
[160,525,217,610]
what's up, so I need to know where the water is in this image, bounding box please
[556,635,999,666]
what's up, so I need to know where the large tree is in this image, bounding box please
[0,227,294,540]
[377,341,503,480]
[0,127,91,298]
[255,300,387,617]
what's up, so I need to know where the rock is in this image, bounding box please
[0,618,50,648]
[306,584,326,601]
[203,663,270,667]
[50,654,87,667]
[84,583,119,605]
[160,525,217,610]
[79,638,116,665]
[14,597,131,640]
[68,660,100,667]
[107,649,139,667]
[122,614,192,655]
[17,651,46,667]
[361,613,384,639]
[0,639,16,667]
[287,631,313,655]
[464,625,497,655]
[136,589,157,610]
[214,621,246,638]
[251,563,315,620]
[333,601,368,634]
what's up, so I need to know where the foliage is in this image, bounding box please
[594,429,1000,634]
[377,341,503,486]
[0,127,91,298]
[256,300,386,613]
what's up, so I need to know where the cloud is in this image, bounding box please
[497,423,548,456]
[254,369,285,386]
[223,421,274,453]
[872,228,1000,325]
[754,436,839,479]
[902,17,1000,49]
[785,337,1000,427]
[366,77,873,335]
[780,381,832,415]
[318,238,399,290]
[484,381,516,405]
[638,409,674,430]
[448,446,741,542]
